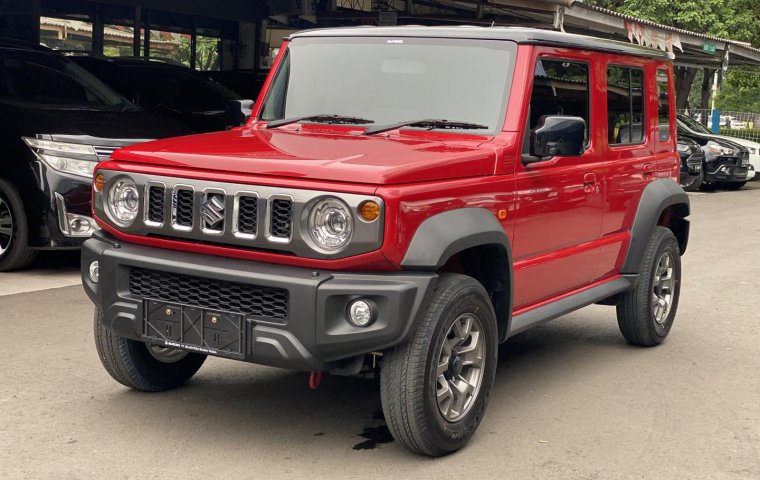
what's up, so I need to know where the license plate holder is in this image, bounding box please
[143,300,245,358]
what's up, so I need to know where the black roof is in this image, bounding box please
[290,26,673,60]
[0,36,53,53]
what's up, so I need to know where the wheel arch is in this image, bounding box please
[401,208,513,342]
[622,178,690,274]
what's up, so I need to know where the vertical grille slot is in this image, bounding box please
[173,188,195,229]
[270,198,293,239]
[147,186,165,224]
[237,195,258,236]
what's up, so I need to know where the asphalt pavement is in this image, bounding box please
[1,184,759,479]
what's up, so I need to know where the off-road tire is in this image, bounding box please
[0,179,37,271]
[94,309,206,392]
[380,273,498,457]
[681,171,703,192]
[617,226,681,347]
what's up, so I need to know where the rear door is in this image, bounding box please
[511,51,605,310]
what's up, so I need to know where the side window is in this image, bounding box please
[656,68,671,141]
[607,66,645,145]
[529,59,589,140]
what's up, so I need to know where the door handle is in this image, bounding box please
[583,173,599,193]
[643,163,655,178]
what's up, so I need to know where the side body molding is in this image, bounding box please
[622,178,690,274]
[401,207,514,341]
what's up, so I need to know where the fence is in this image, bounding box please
[678,109,760,143]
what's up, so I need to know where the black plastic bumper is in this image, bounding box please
[705,163,749,183]
[81,232,437,371]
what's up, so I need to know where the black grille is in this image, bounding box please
[270,199,292,238]
[147,186,165,223]
[237,196,258,235]
[174,189,194,227]
[129,268,288,320]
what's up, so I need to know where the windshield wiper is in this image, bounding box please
[267,114,374,129]
[363,119,489,135]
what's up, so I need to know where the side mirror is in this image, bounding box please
[225,99,254,128]
[528,115,586,161]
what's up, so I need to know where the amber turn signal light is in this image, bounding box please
[94,173,104,192]
[358,200,381,222]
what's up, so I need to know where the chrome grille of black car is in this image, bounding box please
[93,145,120,160]
[129,267,288,320]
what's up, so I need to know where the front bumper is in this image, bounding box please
[81,232,437,371]
[704,162,749,183]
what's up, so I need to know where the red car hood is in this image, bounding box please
[111,126,497,185]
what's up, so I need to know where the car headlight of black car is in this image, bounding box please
[22,137,99,178]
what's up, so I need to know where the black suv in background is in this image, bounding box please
[0,39,190,271]
[676,115,751,190]
[70,57,242,133]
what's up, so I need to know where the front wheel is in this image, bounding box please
[94,309,206,392]
[616,227,681,347]
[680,171,703,192]
[380,273,498,457]
[0,179,37,271]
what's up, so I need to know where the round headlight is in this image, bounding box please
[308,197,353,251]
[106,176,140,226]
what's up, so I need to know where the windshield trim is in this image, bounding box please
[255,36,516,136]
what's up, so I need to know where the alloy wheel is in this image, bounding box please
[435,313,485,422]
[0,196,13,256]
[652,251,676,325]
[147,344,190,363]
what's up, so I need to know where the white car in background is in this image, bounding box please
[678,114,757,181]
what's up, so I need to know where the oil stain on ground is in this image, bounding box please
[353,411,394,450]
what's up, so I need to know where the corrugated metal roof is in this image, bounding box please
[574,2,760,54]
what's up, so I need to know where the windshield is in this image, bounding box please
[260,37,516,134]
[124,66,240,112]
[678,114,712,135]
[0,49,134,110]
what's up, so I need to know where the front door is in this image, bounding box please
[511,54,605,310]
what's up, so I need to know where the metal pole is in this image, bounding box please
[92,4,104,56]
[133,5,141,57]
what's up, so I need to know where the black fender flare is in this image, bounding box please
[401,207,514,340]
[622,178,690,274]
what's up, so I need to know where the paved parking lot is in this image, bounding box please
[1,184,759,480]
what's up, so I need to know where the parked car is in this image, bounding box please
[70,56,242,133]
[677,138,705,191]
[678,113,758,180]
[204,69,266,101]
[82,26,690,457]
[677,117,750,190]
[0,39,191,271]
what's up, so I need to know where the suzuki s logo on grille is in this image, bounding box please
[201,195,225,229]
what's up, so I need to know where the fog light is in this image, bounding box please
[88,261,99,283]
[347,299,376,327]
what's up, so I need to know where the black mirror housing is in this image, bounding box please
[529,115,586,160]
[225,99,254,129]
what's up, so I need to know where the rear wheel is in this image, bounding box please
[94,309,206,392]
[380,273,498,457]
[0,179,37,271]
[616,227,681,347]
[680,171,703,192]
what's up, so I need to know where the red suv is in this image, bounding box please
[82,27,689,456]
